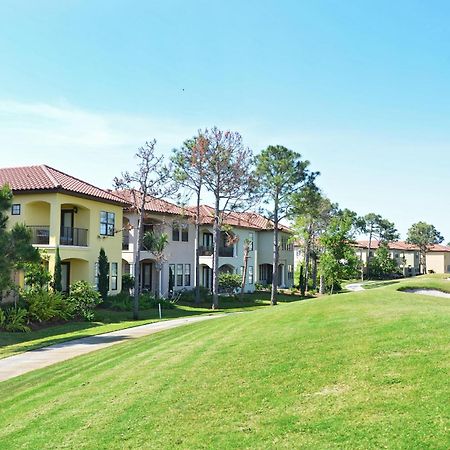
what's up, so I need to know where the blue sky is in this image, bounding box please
[0,1,449,241]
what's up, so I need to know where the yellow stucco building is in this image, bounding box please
[0,165,127,293]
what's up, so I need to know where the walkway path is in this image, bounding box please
[346,282,365,292]
[0,314,222,383]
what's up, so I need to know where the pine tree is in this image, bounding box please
[54,246,62,292]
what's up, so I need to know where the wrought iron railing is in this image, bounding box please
[27,225,50,245]
[60,227,88,247]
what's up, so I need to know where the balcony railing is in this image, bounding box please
[219,246,234,257]
[60,227,88,247]
[199,245,213,256]
[199,246,234,257]
[27,225,50,245]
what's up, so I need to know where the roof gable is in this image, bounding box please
[0,165,127,205]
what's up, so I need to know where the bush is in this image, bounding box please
[21,289,73,323]
[67,281,101,321]
[105,292,132,311]
[218,273,241,295]
[177,287,212,303]
[121,274,134,292]
[1,306,30,332]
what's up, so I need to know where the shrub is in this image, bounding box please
[105,292,132,312]
[67,281,101,321]
[2,306,30,332]
[121,274,134,292]
[218,273,241,295]
[21,288,73,323]
[177,287,212,303]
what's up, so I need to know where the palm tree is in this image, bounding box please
[142,231,169,299]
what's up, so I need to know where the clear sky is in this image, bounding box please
[1,0,449,241]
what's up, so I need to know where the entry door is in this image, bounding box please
[142,263,152,291]
[61,262,70,293]
[202,266,212,289]
[61,210,74,245]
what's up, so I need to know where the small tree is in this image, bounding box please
[369,244,398,279]
[239,238,251,301]
[406,222,444,274]
[218,272,241,296]
[97,248,109,302]
[255,146,317,305]
[114,140,177,319]
[142,231,169,299]
[54,246,62,292]
[319,210,359,294]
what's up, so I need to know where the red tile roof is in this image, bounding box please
[0,165,127,205]
[188,204,291,232]
[355,240,450,253]
[115,189,185,215]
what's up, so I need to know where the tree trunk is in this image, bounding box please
[364,228,373,281]
[311,252,318,290]
[304,239,311,293]
[194,192,201,304]
[239,242,250,301]
[271,197,279,306]
[299,265,304,295]
[319,274,325,294]
[212,194,220,309]
[133,207,145,320]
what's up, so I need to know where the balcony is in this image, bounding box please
[199,245,213,256]
[219,246,234,257]
[27,225,50,245]
[60,227,88,247]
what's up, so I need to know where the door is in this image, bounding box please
[202,266,212,289]
[61,262,70,293]
[141,263,152,291]
[61,210,74,245]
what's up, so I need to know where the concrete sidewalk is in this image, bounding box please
[0,314,222,382]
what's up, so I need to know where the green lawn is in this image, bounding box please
[0,292,300,359]
[0,278,449,449]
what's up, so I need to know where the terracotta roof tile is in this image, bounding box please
[115,189,185,215]
[355,240,450,253]
[0,165,127,205]
[188,204,291,232]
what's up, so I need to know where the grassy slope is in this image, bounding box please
[0,279,449,449]
[0,292,299,359]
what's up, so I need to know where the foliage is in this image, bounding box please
[218,272,241,295]
[121,274,134,292]
[97,248,109,301]
[369,244,399,279]
[23,262,52,290]
[319,210,359,293]
[407,222,444,274]
[1,306,30,332]
[197,127,257,309]
[67,281,101,321]
[0,184,40,293]
[177,287,212,303]
[21,289,73,323]
[53,246,62,292]
[114,140,178,319]
[255,145,318,305]
[172,135,208,304]
[168,266,174,296]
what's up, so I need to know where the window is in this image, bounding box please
[100,211,115,236]
[172,221,180,241]
[281,236,293,251]
[111,263,118,290]
[11,204,21,215]
[248,266,254,284]
[184,264,191,286]
[94,262,99,288]
[248,232,254,251]
[288,264,294,280]
[181,223,189,242]
[169,264,175,288]
[176,264,183,286]
[203,232,213,247]
[240,266,244,275]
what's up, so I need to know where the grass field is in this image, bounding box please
[0,276,449,449]
[0,291,300,359]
